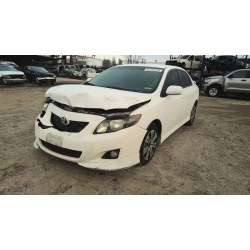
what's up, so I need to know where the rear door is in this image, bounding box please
[224,70,248,93]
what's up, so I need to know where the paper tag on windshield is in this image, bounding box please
[144,68,163,72]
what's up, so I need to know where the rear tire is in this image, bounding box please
[185,103,197,126]
[139,123,159,165]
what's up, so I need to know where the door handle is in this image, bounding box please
[241,79,246,81]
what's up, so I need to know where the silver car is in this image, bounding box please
[202,69,250,97]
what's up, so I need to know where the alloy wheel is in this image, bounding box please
[209,87,218,96]
[143,130,158,161]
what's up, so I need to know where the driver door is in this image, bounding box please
[160,70,186,136]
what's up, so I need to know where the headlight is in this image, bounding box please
[53,75,56,78]
[42,97,52,111]
[94,114,141,134]
[21,75,26,79]
[204,79,210,83]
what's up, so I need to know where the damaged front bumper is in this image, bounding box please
[34,103,147,170]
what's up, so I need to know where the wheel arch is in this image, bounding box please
[148,119,162,144]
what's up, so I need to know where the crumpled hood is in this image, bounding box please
[46,84,152,110]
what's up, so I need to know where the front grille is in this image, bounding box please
[41,140,82,158]
[51,113,89,133]
[8,75,25,79]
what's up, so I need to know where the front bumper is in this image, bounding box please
[202,83,208,91]
[37,77,56,82]
[34,104,147,170]
[2,78,26,83]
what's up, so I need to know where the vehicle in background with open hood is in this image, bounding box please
[34,64,199,170]
[0,64,26,84]
[166,55,202,69]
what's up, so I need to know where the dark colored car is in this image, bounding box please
[210,56,244,71]
[20,66,56,84]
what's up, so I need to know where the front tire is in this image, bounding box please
[139,123,159,165]
[31,76,39,84]
[181,62,186,68]
[207,85,220,97]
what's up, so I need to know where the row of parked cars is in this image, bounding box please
[0,60,101,84]
[166,55,249,71]
[0,60,57,84]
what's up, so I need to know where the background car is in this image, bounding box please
[47,65,76,76]
[210,56,244,71]
[166,55,202,69]
[20,66,56,84]
[202,69,250,97]
[0,64,26,84]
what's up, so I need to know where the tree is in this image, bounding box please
[112,56,116,66]
[118,58,123,65]
[123,55,145,64]
[102,58,112,68]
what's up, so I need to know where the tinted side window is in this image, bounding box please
[195,56,201,61]
[161,70,181,97]
[230,71,248,78]
[65,65,70,69]
[179,70,192,88]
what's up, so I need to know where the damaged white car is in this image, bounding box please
[34,64,199,170]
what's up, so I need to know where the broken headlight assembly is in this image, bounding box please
[42,97,52,111]
[94,114,141,134]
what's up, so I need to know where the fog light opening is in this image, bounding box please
[102,149,120,159]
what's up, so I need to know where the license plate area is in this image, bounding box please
[46,133,63,147]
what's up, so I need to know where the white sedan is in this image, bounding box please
[34,64,199,170]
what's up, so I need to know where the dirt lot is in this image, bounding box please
[0,79,250,194]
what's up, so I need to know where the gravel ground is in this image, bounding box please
[0,79,250,194]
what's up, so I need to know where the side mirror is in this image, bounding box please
[166,86,183,95]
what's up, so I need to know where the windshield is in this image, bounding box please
[177,55,190,59]
[0,65,18,71]
[81,68,88,72]
[30,66,48,73]
[87,66,164,93]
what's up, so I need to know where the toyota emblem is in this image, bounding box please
[61,117,69,125]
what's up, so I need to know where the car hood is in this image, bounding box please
[0,71,24,75]
[46,85,152,110]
